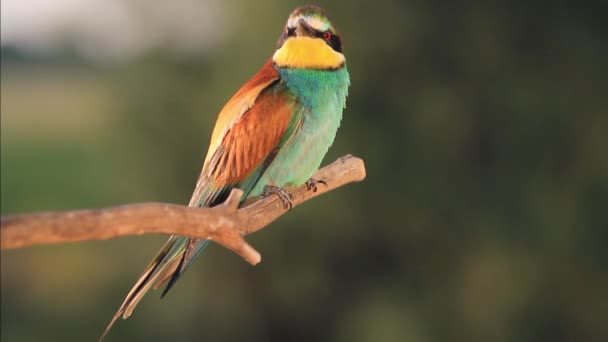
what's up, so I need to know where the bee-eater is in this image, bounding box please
[101,5,349,339]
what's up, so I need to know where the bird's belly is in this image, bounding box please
[250,109,341,196]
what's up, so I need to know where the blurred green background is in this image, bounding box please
[1,1,607,341]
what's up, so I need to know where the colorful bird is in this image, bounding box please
[101,5,349,339]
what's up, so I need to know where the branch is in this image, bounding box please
[1,155,366,265]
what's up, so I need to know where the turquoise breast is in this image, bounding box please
[250,66,350,196]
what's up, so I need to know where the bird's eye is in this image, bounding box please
[323,31,332,41]
[286,27,296,36]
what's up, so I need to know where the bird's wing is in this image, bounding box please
[189,58,296,206]
[200,59,281,179]
[160,58,300,294]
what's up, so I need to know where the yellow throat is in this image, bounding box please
[273,37,345,69]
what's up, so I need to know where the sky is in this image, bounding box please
[0,0,228,62]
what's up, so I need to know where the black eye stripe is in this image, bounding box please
[309,30,342,53]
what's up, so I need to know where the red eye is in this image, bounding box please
[323,31,332,41]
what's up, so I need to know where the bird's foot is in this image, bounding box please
[305,178,327,193]
[262,185,293,209]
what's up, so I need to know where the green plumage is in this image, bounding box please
[251,66,350,195]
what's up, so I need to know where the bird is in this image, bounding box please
[100,5,350,340]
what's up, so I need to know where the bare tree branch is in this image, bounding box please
[0,155,366,265]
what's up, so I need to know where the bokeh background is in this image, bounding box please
[2,1,607,341]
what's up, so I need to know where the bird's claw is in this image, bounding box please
[262,185,293,209]
[305,178,327,193]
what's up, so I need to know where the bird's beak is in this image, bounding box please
[295,18,315,37]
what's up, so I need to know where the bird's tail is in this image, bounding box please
[99,236,209,341]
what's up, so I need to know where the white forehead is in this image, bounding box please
[287,15,330,32]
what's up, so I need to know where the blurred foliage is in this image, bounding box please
[2,1,608,342]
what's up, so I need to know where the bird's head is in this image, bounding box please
[273,5,345,70]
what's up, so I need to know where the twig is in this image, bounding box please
[0,155,366,265]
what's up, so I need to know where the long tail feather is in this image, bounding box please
[161,239,211,298]
[152,258,181,290]
[99,236,189,341]
[100,173,243,339]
